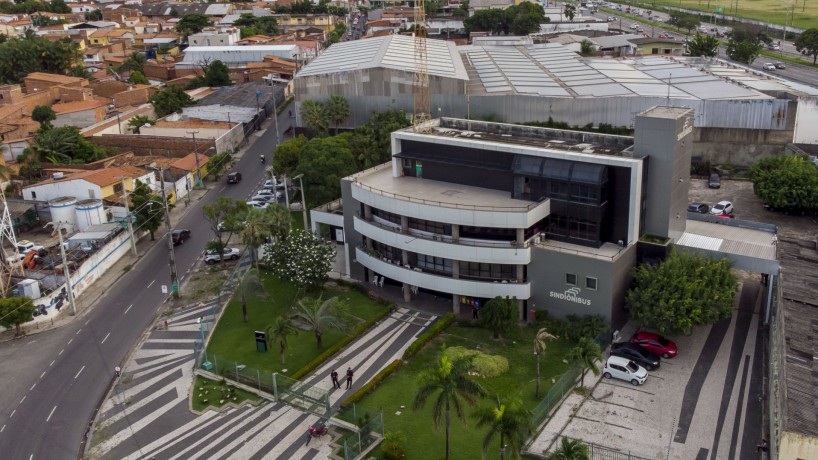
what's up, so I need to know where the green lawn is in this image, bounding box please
[191,375,261,412]
[206,275,386,377]
[623,0,818,29]
[338,323,575,460]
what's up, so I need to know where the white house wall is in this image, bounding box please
[23,179,101,202]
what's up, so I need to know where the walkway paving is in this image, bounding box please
[87,293,437,460]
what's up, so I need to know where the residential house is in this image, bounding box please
[273,14,337,35]
[22,167,135,203]
[88,29,135,46]
[188,27,241,46]
[52,100,106,128]
[629,37,685,56]
[592,33,640,57]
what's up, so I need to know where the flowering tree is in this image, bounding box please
[261,230,335,287]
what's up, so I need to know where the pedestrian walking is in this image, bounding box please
[164,319,168,329]
[472,306,479,320]
[114,366,121,377]
[756,439,769,453]
[345,367,354,389]
[330,369,340,389]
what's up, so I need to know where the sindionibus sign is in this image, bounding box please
[549,287,592,306]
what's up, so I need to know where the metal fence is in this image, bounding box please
[554,437,651,460]
[340,411,384,460]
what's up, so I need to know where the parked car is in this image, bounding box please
[602,356,648,386]
[608,16,616,21]
[227,172,242,184]
[762,63,776,70]
[687,202,709,213]
[250,194,276,203]
[246,201,270,209]
[708,172,721,189]
[710,200,734,216]
[610,342,661,371]
[774,62,786,69]
[204,247,240,264]
[255,189,282,199]
[263,179,277,190]
[630,23,639,29]
[171,229,191,245]
[631,331,677,359]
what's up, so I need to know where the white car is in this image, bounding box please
[762,63,776,70]
[710,200,734,216]
[630,23,639,29]
[250,194,276,203]
[602,356,648,386]
[246,201,270,209]
[204,247,241,264]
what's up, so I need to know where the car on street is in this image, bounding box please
[246,201,270,209]
[608,16,615,21]
[204,247,240,264]
[710,200,734,216]
[630,23,639,29]
[610,342,661,370]
[631,331,677,358]
[708,172,721,189]
[774,62,786,69]
[687,202,709,213]
[171,229,191,245]
[227,172,242,184]
[602,355,648,385]
[762,63,776,70]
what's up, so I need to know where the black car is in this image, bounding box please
[708,172,721,189]
[610,342,661,371]
[227,172,242,184]
[687,202,709,213]
[774,62,786,69]
[171,229,191,245]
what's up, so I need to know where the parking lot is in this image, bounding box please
[530,178,793,459]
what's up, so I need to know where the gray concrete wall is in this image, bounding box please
[340,179,366,281]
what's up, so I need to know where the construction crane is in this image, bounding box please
[413,0,431,133]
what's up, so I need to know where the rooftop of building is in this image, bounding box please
[24,167,133,189]
[399,117,635,157]
[52,99,105,114]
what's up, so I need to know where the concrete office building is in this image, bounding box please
[317,106,779,325]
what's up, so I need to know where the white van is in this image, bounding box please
[602,356,648,385]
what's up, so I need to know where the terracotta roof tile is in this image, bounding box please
[52,100,105,114]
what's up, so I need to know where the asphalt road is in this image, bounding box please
[0,97,292,460]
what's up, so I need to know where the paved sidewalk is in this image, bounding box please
[87,298,437,460]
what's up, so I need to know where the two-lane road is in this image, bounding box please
[0,98,292,460]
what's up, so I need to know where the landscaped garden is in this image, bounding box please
[336,318,581,460]
[191,375,262,412]
[205,274,390,377]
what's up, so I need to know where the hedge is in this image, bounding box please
[402,313,455,360]
[290,305,394,380]
[340,359,403,409]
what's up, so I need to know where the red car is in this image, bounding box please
[631,331,677,358]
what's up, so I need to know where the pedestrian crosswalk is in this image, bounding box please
[88,299,437,460]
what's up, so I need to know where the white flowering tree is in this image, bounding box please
[261,230,335,287]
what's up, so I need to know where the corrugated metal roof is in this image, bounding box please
[677,219,778,262]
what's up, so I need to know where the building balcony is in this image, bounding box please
[355,247,531,299]
[351,167,549,229]
[354,216,531,265]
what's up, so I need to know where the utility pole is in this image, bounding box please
[47,222,77,316]
[157,168,180,299]
[187,130,203,188]
[271,83,280,144]
[118,177,138,257]
[293,174,308,232]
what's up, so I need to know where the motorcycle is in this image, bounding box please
[305,420,328,445]
[260,155,266,164]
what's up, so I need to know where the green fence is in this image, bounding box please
[559,437,651,460]
[531,365,581,428]
[340,410,384,460]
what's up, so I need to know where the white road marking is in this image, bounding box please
[124,304,133,315]
[101,333,110,344]
[147,280,155,288]
[40,372,45,379]
[67,338,73,345]
[49,360,54,367]
[85,319,90,326]
[76,329,82,335]
[58,349,64,356]
[46,405,57,422]
[20,396,25,404]
[75,365,85,379]
[218,186,226,193]
[10,409,15,418]
[31,382,37,390]
[0,424,4,433]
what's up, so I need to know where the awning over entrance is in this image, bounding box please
[677,219,779,275]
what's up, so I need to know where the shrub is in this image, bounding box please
[444,346,509,378]
[402,313,455,360]
[291,305,393,380]
[340,359,403,409]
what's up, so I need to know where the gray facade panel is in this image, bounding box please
[340,179,366,281]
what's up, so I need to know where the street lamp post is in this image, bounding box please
[187,130,203,188]
[117,177,138,257]
[156,167,180,298]
[197,317,213,370]
[45,221,77,316]
[271,83,280,144]
[293,174,308,232]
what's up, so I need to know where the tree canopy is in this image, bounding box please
[465,3,547,35]
[626,249,737,335]
[687,34,718,57]
[292,134,358,207]
[667,12,700,34]
[726,36,762,64]
[0,34,81,84]
[26,126,106,164]
[176,13,210,38]
[129,70,149,85]
[481,296,518,339]
[131,179,165,241]
[0,296,34,336]
[31,105,56,130]
[151,85,194,117]
[187,60,232,89]
[748,154,818,213]
[262,229,336,287]
[795,28,818,64]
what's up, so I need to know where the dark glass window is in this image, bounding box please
[371,208,401,225]
[586,277,598,290]
[417,254,452,273]
[566,273,577,286]
[408,218,451,235]
[459,262,515,280]
[460,226,516,242]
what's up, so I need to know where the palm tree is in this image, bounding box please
[262,203,291,243]
[549,437,589,460]
[265,315,299,364]
[238,268,264,323]
[473,394,532,460]
[288,295,351,348]
[301,99,328,136]
[566,337,602,388]
[324,95,350,135]
[381,430,407,460]
[534,328,558,398]
[413,348,488,460]
[241,207,272,270]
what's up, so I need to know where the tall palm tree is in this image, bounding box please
[566,337,602,388]
[238,267,263,323]
[534,328,558,398]
[241,207,272,270]
[265,315,298,364]
[413,348,488,460]
[300,99,328,136]
[324,95,350,135]
[473,394,532,460]
[263,203,291,243]
[549,437,589,460]
[288,295,351,348]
